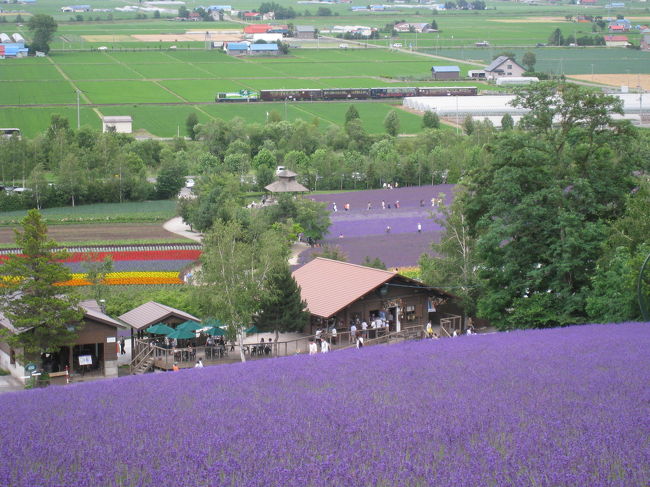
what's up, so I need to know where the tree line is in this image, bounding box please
[421,82,650,329]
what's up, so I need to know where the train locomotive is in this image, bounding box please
[215,86,477,102]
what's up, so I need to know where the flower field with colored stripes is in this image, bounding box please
[1,246,201,286]
[0,322,648,486]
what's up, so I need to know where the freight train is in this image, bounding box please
[215,86,478,102]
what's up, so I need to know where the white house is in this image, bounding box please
[484,56,526,80]
[102,116,133,133]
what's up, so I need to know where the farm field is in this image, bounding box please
[0,321,647,486]
[0,48,488,136]
[0,223,185,246]
[430,47,650,75]
[305,185,455,267]
[0,200,178,227]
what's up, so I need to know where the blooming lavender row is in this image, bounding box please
[302,233,442,268]
[329,212,444,238]
[308,184,456,211]
[1,322,648,487]
[64,259,195,273]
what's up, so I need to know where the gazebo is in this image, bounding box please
[264,169,308,193]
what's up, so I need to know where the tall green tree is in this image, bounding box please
[27,14,57,54]
[185,112,199,141]
[196,220,287,362]
[464,82,633,329]
[419,191,479,326]
[522,51,536,72]
[384,110,400,137]
[422,110,440,129]
[0,210,82,360]
[345,105,360,124]
[500,113,514,131]
[253,264,309,346]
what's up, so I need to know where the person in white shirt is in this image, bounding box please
[330,326,337,345]
[349,324,357,343]
[321,339,329,353]
[309,340,317,355]
[194,359,204,368]
[425,321,433,338]
[361,320,368,337]
[356,334,364,349]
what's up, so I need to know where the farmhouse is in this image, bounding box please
[295,25,316,39]
[431,65,461,80]
[226,41,249,55]
[292,258,461,334]
[394,22,434,33]
[102,115,132,133]
[243,11,261,20]
[0,42,28,58]
[604,34,629,47]
[608,19,631,31]
[484,56,526,79]
[0,300,126,384]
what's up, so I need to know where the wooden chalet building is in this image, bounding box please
[292,258,462,334]
[0,299,125,384]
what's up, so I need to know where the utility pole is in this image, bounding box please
[76,89,81,129]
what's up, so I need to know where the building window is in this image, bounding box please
[507,64,512,69]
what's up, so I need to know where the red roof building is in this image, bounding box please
[292,258,460,333]
[244,24,272,34]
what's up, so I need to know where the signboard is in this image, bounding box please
[25,362,37,374]
[78,355,93,366]
[106,336,116,343]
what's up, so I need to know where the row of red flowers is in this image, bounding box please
[0,249,202,263]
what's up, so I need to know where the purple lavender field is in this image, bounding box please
[305,185,455,267]
[1,322,649,487]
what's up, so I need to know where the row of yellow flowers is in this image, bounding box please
[55,272,183,286]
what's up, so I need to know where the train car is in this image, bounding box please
[260,89,322,101]
[321,88,370,100]
[416,86,478,96]
[370,87,418,99]
[215,91,259,102]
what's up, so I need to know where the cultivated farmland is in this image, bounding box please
[0,321,647,486]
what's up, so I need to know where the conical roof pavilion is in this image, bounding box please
[264,169,309,193]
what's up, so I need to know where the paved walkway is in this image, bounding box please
[162,216,203,242]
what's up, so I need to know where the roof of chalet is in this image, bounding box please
[0,299,123,335]
[485,56,523,72]
[604,35,629,41]
[431,65,460,72]
[118,301,200,330]
[292,258,398,318]
[292,258,454,319]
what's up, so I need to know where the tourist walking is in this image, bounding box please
[309,339,317,355]
[119,338,126,355]
[356,333,364,349]
[321,339,329,353]
[417,223,422,233]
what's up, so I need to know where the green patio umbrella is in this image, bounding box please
[205,326,226,336]
[166,328,196,340]
[147,323,175,335]
[245,325,259,335]
[177,320,203,332]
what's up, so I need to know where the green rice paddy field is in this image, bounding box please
[0,48,484,136]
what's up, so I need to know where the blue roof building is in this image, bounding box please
[226,42,249,55]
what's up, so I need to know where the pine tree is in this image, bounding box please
[345,105,360,124]
[0,210,83,360]
[254,265,309,342]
